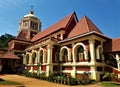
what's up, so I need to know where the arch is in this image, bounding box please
[60,46,71,62]
[26,54,29,64]
[31,51,37,64]
[39,48,47,64]
[96,45,103,60]
[73,43,87,62]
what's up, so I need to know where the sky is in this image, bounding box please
[0,0,120,38]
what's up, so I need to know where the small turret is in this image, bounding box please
[17,7,42,41]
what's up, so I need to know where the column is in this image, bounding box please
[71,66,76,78]
[29,53,33,73]
[72,43,76,63]
[91,66,100,81]
[116,54,120,70]
[89,39,95,63]
[46,44,53,76]
[71,43,77,78]
[89,39,99,81]
[116,54,120,80]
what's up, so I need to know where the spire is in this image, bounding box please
[29,5,34,14]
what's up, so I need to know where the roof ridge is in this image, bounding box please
[83,15,90,32]
[84,16,103,34]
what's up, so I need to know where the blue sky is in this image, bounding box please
[0,0,119,38]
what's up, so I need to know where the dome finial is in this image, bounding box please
[30,5,34,14]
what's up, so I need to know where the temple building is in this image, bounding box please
[0,9,120,82]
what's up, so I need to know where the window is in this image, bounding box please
[23,20,28,27]
[55,52,59,62]
[96,46,103,62]
[32,52,36,64]
[73,43,87,62]
[62,49,68,62]
[26,54,29,64]
[77,46,84,61]
[30,21,38,30]
[40,50,43,64]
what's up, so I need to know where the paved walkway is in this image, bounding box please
[0,75,103,87]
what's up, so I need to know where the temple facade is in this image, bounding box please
[20,10,120,82]
[1,9,120,81]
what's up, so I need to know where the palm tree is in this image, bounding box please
[103,72,118,81]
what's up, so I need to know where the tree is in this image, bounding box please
[0,33,15,48]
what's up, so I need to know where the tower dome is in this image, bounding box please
[17,7,42,41]
[23,8,38,20]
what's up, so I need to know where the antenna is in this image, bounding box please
[30,5,34,14]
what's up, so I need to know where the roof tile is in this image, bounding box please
[67,16,103,38]
[31,13,74,42]
[104,38,120,52]
[0,51,20,59]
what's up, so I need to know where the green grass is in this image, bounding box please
[0,80,23,85]
[101,82,120,87]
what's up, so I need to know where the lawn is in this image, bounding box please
[101,82,120,87]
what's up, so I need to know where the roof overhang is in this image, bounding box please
[58,31,111,44]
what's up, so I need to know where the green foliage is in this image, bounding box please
[103,72,118,81]
[0,33,15,48]
[102,82,120,87]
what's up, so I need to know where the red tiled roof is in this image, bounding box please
[31,13,74,42]
[0,51,20,59]
[104,38,120,53]
[67,16,103,38]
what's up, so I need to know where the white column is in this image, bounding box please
[72,43,76,63]
[116,54,120,79]
[46,44,53,76]
[116,54,120,70]
[89,39,95,63]
[71,66,76,78]
[91,66,100,81]
[29,53,33,73]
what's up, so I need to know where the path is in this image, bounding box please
[0,75,103,87]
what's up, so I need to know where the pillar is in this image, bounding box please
[116,54,120,80]
[89,39,99,81]
[91,66,100,81]
[29,53,33,73]
[46,44,53,76]
[71,66,76,78]
[89,39,95,63]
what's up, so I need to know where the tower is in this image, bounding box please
[17,7,41,41]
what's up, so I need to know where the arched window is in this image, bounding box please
[77,46,84,61]
[63,49,68,62]
[99,47,102,59]
[96,45,103,62]
[40,50,43,64]
[55,52,59,62]
[60,46,71,63]
[32,52,36,64]
[26,54,29,64]
[73,43,87,62]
